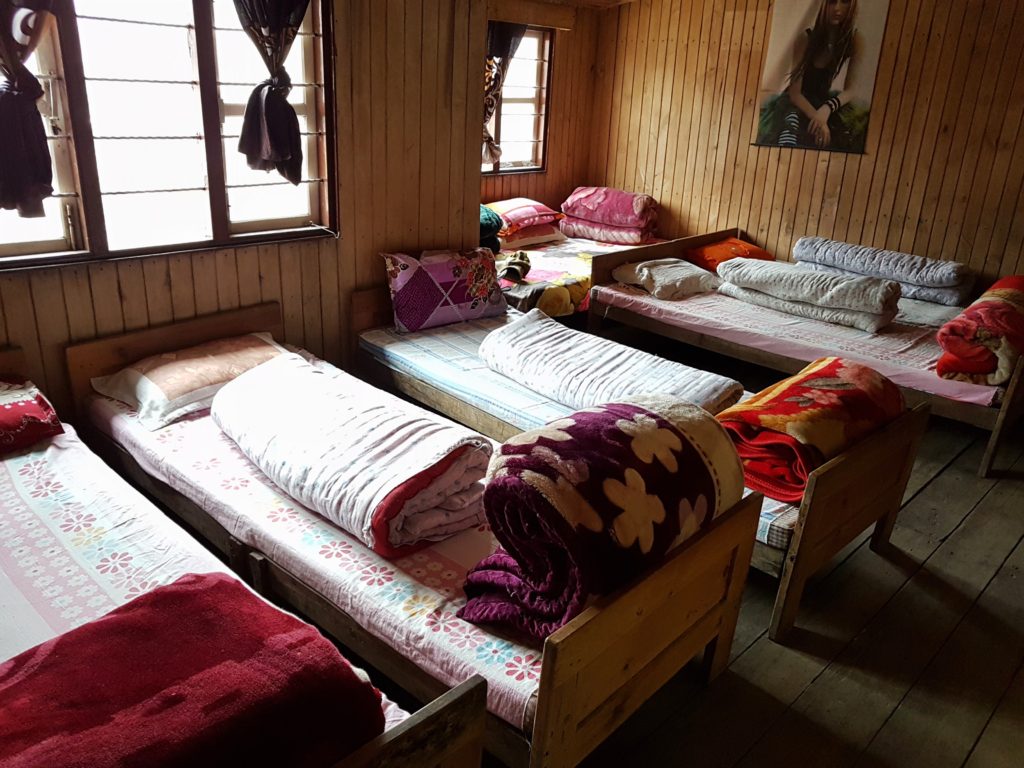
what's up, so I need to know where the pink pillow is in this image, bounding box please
[485,198,564,236]
[383,248,507,332]
[499,223,567,250]
[0,378,64,456]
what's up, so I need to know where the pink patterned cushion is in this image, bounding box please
[383,249,507,332]
[485,198,564,236]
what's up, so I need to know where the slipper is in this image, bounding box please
[498,251,531,282]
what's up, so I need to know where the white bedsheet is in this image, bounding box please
[478,309,743,414]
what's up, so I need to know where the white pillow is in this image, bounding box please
[499,224,567,250]
[614,258,720,299]
[91,332,286,430]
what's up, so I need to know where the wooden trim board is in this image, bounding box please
[0,348,28,378]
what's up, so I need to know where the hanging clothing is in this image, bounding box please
[233,0,310,185]
[482,21,526,165]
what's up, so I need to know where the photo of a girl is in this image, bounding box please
[756,0,889,154]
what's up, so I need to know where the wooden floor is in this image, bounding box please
[573,345,1024,768]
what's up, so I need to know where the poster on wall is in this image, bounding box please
[754,0,890,154]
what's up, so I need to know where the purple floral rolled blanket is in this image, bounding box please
[458,398,744,643]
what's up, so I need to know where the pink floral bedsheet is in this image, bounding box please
[88,398,543,730]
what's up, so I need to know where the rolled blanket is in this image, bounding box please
[936,276,1024,385]
[561,186,657,229]
[478,309,743,414]
[459,396,744,641]
[213,353,492,556]
[0,572,386,768]
[612,258,721,300]
[716,357,905,503]
[793,237,974,306]
[560,215,653,245]
[799,262,973,306]
[718,282,896,333]
[717,258,901,316]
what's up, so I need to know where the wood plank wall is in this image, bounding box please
[480,10,601,209]
[0,0,488,416]
[588,0,1024,281]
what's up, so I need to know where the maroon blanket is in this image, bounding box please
[0,572,385,768]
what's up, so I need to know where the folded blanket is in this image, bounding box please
[717,258,901,315]
[478,309,743,414]
[716,357,905,503]
[560,215,653,245]
[612,258,721,300]
[213,354,491,556]
[798,262,973,306]
[561,186,657,229]
[0,572,385,768]
[936,276,1024,385]
[718,282,896,333]
[793,236,970,288]
[459,396,744,641]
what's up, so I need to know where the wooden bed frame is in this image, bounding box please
[587,228,1024,479]
[65,305,762,768]
[352,287,930,641]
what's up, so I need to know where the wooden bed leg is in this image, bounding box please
[979,357,1024,478]
[248,551,271,597]
[769,565,807,643]
[870,505,900,553]
[979,425,1002,479]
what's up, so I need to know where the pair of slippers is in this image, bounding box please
[498,251,531,282]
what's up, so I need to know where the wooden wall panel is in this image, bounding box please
[480,9,601,209]
[0,0,485,415]
[588,0,1024,281]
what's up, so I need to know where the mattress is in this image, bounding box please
[499,236,636,317]
[591,285,1002,407]
[0,426,409,729]
[87,396,541,731]
[360,321,801,552]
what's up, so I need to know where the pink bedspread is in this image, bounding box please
[561,186,657,229]
[87,397,542,730]
[591,286,1001,407]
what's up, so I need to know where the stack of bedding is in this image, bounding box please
[560,186,658,245]
[716,258,901,333]
[936,276,1024,385]
[793,237,974,307]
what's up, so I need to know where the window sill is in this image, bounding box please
[482,167,547,177]
[0,225,338,273]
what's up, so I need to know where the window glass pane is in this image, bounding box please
[217,83,310,110]
[77,18,195,81]
[228,184,311,224]
[86,81,203,137]
[103,191,211,250]
[212,0,243,29]
[501,85,541,101]
[516,34,540,60]
[74,0,193,26]
[94,138,207,194]
[499,115,538,143]
[499,141,536,165]
[214,29,307,86]
[504,59,538,88]
[0,199,66,248]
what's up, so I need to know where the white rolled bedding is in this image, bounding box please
[477,309,743,414]
[717,282,896,333]
[211,353,492,555]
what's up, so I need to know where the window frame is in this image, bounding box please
[482,26,553,177]
[0,0,336,271]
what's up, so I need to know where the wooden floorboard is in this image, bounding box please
[583,423,1024,768]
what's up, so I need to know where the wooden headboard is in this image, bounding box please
[0,348,27,378]
[64,303,284,412]
[589,228,756,286]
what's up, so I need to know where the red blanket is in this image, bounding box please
[716,357,904,503]
[936,276,1024,385]
[0,572,385,768]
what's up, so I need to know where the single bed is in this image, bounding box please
[586,229,1024,478]
[0,347,486,768]
[354,289,929,641]
[498,236,650,317]
[63,307,761,768]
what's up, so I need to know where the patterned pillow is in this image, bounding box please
[383,249,507,332]
[485,198,564,236]
[0,378,64,456]
[686,237,774,274]
[91,333,286,430]
[499,223,567,250]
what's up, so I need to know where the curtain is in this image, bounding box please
[233,0,310,185]
[482,21,527,166]
[0,0,53,218]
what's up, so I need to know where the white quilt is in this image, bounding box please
[477,309,743,414]
[212,354,492,554]
[718,282,893,333]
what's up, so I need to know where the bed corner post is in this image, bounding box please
[978,357,1024,478]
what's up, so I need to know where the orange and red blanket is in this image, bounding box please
[936,276,1024,386]
[716,357,904,503]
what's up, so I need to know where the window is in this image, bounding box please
[482,27,552,175]
[0,0,332,264]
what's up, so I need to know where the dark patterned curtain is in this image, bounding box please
[482,21,526,165]
[0,0,53,218]
[233,0,310,185]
